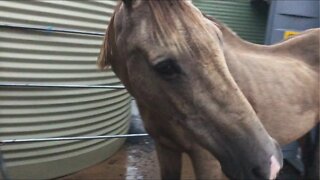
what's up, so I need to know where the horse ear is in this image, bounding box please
[97,14,116,70]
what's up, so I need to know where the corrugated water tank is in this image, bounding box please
[0,1,131,179]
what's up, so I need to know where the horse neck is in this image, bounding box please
[218,25,271,82]
[219,27,319,144]
[219,25,319,113]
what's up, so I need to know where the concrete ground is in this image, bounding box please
[58,137,195,180]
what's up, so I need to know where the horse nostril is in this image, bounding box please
[252,166,266,179]
[251,156,281,179]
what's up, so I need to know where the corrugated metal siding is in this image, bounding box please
[0,1,131,179]
[194,0,268,44]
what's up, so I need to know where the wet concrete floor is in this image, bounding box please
[58,137,194,180]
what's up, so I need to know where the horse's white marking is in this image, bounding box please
[269,156,281,180]
[140,19,147,36]
[132,0,143,8]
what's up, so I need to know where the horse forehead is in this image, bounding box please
[140,18,147,29]
[118,0,220,56]
[131,0,144,8]
[131,0,196,11]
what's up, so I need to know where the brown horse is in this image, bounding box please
[98,1,319,179]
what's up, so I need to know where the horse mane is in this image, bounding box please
[97,1,225,69]
[146,0,218,56]
[97,3,121,69]
[97,15,113,69]
[203,15,239,38]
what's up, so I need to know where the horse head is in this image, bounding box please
[98,0,283,179]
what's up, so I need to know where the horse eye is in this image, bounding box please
[153,59,181,79]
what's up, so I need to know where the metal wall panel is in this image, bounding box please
[0,1,131,179]
[193,0,268,44]
[265,0,319,44]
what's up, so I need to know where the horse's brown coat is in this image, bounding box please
[219,24,319,145]
[98,1,319,179]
